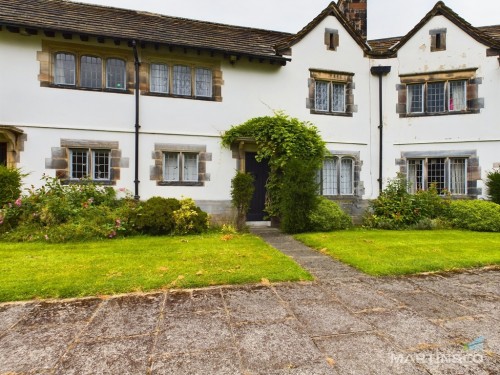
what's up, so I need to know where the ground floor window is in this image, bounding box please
[164,152,199,182]
[319,156,354,196]
[407,157,467,195]
[70,149,110,181]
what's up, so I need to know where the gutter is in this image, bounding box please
[132,40,141,200]
[370,65,391,193]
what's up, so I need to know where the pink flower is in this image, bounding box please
[14,198,22,207]
[115,219,121,227]
[108,230,117,238]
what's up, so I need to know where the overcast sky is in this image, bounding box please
[73,0,499,39]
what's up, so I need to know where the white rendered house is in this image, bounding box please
[0,0,498,222]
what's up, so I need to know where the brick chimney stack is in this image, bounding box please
[337,0,367,40]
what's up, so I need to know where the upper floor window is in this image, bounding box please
[106,58,126,90]
[407,80,467,114]
[51,50,128,91]
[398,68,483,117]
[54,53,76,86]
[150,63,169,94]
[318,156,354,196]
[309,69,355,116]
[430,28,447,52]
[80,56,103,89]
[70,148,110,181]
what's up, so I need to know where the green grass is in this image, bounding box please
[0,233,312,302]
[295,229,500,276]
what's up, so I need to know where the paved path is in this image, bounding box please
[0,227,499,374]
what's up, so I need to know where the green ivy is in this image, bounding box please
[222,112,327,219]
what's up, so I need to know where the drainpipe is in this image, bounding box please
[132,40,141,200]
[370,66,391,193]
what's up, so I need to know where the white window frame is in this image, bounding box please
[54,52,76,86]
[315,81,347,114]
[173,65,192,96]
[448,80,467,112]
[163,152,199,182]
[69,148,111,181]
[319,156,354,196]
[407,84,424,114]
[406,80,467,114]
[406,157,467,195]
[194,68,213,98]
[150,63,169,94]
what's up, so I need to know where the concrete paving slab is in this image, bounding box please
[80,293,163,340]
[0,322,84,373]
[150,349,241,375]
[315,332,425,375]
[0,302,37,333]
[234,320,323,373]
[156,311,233,354]
[274,282,336,303]
[360,307,454,351]
[264,360,338,375]
[288,299,373,336]
[323,281,399,313]
[223,286,291,324]
[392,291,473,320]
[17,298,101,327]
[164,288,225,315]
[55,334,153,375]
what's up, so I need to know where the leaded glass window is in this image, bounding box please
[195,68,212,97]
[80,56,102,89]
[54,53,76,85]
[150,63,169,94]
[173,65,191,96]
[106,58,126,90]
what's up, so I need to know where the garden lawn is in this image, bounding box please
[295,229,500,276]
[0,233,312,302]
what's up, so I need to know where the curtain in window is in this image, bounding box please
[106,58,126,89]
[150,63,169,93]
[93,150,110,180]
[164,153,179,181]
[450,158,466,194]
[315,81,329,112]
[173,65,191,96]
[54,53,75,85]
[340,158,353,195]
[195,68,212,97]
[407,84,423,113]
[331,84,345,112]
[183,154,198,181]
[449,81,466,111]
[322,158,338,195]
[81,56,102,88]
[407,159,423,193]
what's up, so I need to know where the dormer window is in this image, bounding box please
[325,28,339,51]
[430,28,447,52]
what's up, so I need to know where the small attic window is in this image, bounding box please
[325,28,339,51]
[430,28,447,52]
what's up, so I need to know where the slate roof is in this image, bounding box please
[0,0,292,63]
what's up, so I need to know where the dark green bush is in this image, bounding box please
[134,197,181,235]
[279,158,319,234]
[308,197,352,232]
[446,200,500,232]
[485,170,500,204]
[0,165,23,207]
[231,171,254,231]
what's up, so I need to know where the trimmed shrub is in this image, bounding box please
[173,197,209,235]
[279,158,319,234]
[0,165,23,207]
[231,171,254,231]
[308,197,352,232]
[134,197,181,235]
[446,200,500,232]
[485,170,500,204]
